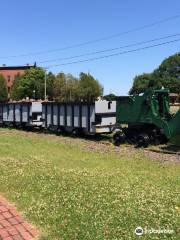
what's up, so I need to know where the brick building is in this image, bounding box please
[0,64,35,96]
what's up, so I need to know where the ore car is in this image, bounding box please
[42,100,116,134]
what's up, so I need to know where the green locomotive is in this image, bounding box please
[113,89,180,147]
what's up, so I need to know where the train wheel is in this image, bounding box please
[159,134,168,144]
[113,132,126,146]
[71,128,79,137]
[57,127,62,135]
[136,133,150,148]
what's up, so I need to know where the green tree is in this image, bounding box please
[129,73,154,95]
[103,93,117,101]
[161,77,180,93]
[53,73,79,102]
[0,74,8,101]
[65,74,79,101]
[79,72,103,102]
[153,53,180,93]
[129,52,180,95]
[46,72,56,100]
[53,72,66,102]
[54,72,102,102]
[11,68,55,100]
[154,53,180,79]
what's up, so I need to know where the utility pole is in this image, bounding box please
[44,68,48,101]
[33,90,36,100]
[45,70,47,100]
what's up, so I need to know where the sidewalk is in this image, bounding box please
[0,196,39,240]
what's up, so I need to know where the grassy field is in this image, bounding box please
[0,129,180,239]
[170,105,180,146]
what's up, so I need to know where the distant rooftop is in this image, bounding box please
[0,63,36,70]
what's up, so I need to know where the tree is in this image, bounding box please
[46,72,56,100]
[103,93,117,101]
[153,53,180,93]
[53,72,66,102]
[129,52,180,95]
[161,77,180,93]
[54,73,79,102]
[54,72,102,102]
[129,73,155,95]
[11,68,56,100]
[11,68,103,102]
[65,74,79,102]
[0,74,8,101]
[154,53,180,79]
[79,72,103,102]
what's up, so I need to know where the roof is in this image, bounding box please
[0,63,36,70]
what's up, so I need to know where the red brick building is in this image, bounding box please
[0,64,35,96]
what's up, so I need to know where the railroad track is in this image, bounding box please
[2,126,180,161]
[98,138,180,162]
[146,148,180,155]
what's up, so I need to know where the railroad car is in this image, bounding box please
[42,100,116,134]
[0,100,117,135]
[0,101,42,128]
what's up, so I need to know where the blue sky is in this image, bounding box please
[0,0,180,95]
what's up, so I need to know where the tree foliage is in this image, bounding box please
[54,72,102,102]
[129,52,180,95]
[11,69,103,102]
[11,68,55,100]
[65,74,79,102]
[129,73,154,95]
[79,72,103,102]
[53,72,79,102]
[0,74,8,101]
[103,93,117,101]
[46,72,56,100]
[53,72,66,102]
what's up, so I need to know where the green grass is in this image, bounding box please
[0,129,180,239]
[170,105,180,146]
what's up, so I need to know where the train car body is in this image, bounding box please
[0,104,3,124]
[0,102,42,127]
[42,100,116,134]
[114,89,180,147]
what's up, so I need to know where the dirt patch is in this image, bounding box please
[144,149,180,163]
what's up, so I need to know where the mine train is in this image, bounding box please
[0,89,179,147]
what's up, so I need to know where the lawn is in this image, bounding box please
[170,106,180,146]
[0,129,180,239]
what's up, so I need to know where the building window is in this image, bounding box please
[7,75,11,82]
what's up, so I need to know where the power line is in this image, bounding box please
[1,13,180,59]
[45,38,180,68]
[38,33,180,64]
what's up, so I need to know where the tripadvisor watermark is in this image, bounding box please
[135,226,174,236]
